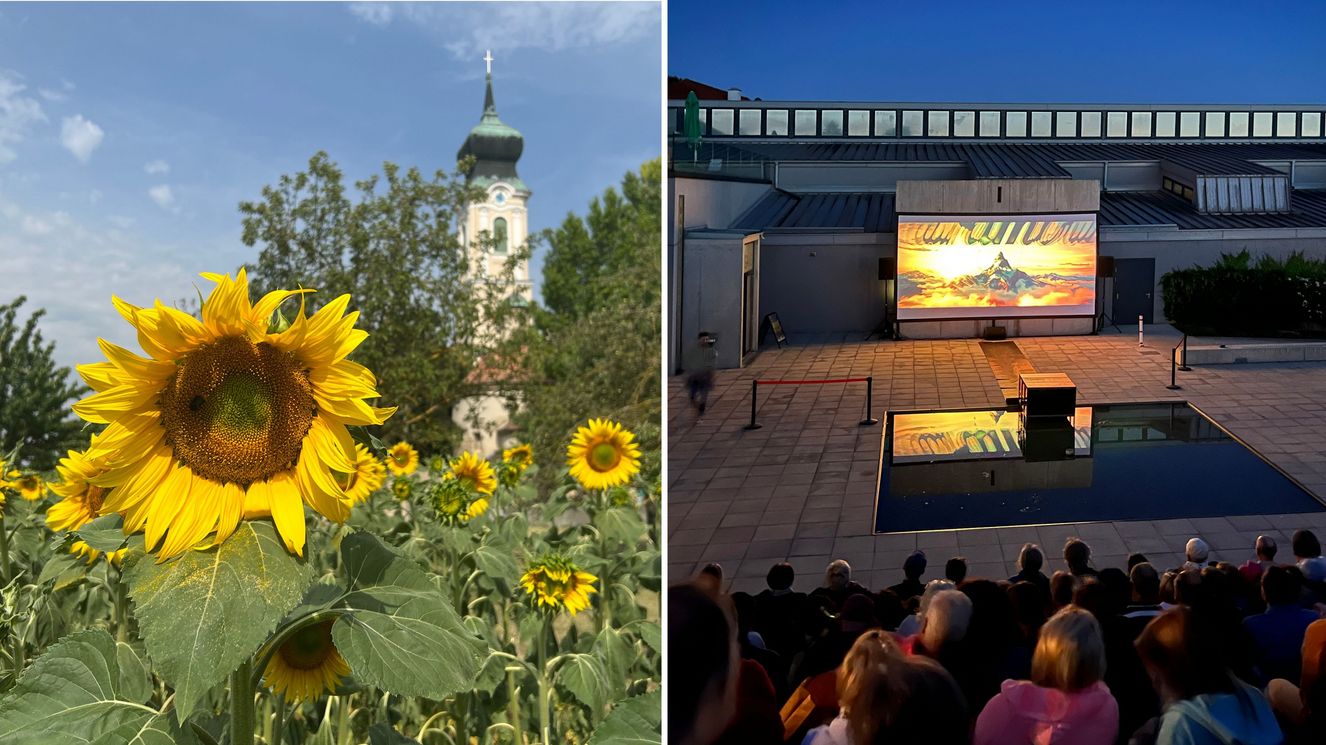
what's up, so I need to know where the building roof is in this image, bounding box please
[733,187,1326,232]
[677,141,1326,178]
[458,73,526,191]
[668,76,745,101]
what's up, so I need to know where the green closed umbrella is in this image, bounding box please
[684,91,701,162]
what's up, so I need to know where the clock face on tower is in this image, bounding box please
[494,191,507,206]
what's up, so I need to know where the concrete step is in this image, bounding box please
[1184,342,1326,365]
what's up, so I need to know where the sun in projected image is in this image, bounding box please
[922,242,997,281]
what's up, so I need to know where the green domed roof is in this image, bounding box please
[458,74,526,190]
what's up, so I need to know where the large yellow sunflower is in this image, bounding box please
[48,442,126,565]
[262,619,350,702]
[520,555,598,616]
[386,442,419,476]
[566,419,641,491]
[341,443,386,505]
[446,451,497,495]
[14,472,48,502]
[71,270,395,559]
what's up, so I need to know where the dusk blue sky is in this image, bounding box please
[670,1,1326,104]
[0,1,660,371]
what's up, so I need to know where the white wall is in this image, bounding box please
[758,233,895,335]
[672,177,771,230]
[680,234,747,369]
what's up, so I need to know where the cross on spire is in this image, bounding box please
[484,49,493,75]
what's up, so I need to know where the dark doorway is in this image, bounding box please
[741,269,756,356]
[1113,258,1156,324]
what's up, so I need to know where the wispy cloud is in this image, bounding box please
[144,159,170,174]
[347,2,657,60]
[60,114,104,163]
[0,71,47,163]
[148,184,175,210]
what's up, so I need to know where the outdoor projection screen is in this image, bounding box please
[896,214,1097,320]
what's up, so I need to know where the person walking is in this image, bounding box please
[685,331,717,415]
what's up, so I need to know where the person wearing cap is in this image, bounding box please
[1255,535,1278,571]
[1183,537,1210,571]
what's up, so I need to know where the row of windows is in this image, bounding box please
[671,107,1326,140]
[1162,176,1195,203]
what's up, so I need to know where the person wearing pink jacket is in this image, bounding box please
[974,606,1119,745]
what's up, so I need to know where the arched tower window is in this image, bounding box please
[492,217,508,254]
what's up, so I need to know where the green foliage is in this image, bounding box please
[506,160,663,487]
[332,532,487,699]
[123,521,314,720]
[584,690,662,745]
[1161,250,1326,336]
[240,152,489,455]
[0,297,86,470]
[0,629,185,745]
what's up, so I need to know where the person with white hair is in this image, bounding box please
[809,559,870,612]
[899,589,972,659]
[896,579,955,637]
[1183,537,1210,571]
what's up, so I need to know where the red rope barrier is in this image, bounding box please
[754,377,869,385]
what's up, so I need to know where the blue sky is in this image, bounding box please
[0,1,660,372]
[670,1,1326,103]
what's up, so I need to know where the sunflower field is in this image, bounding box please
[0,272,661,744]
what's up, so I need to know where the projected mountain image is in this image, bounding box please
[898,252,1094,309]
[896,215,1098,319]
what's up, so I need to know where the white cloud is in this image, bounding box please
[148,184,174,209]
[0,71,47,163]
[348,2,393,26]
[38,88,66,103]
[60,114,104,163]
[21,214,53,235]
[89,189,103,204]
[348,2,657,60]
[109,215,134,230]
[144,159,170,175]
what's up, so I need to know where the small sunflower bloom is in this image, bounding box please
[566,419,641,491]
[386,442,419,476]
[429,478,486,525]
[502,444,533,471]
[340,443,386,505]
[445,451,497,496]
[391,478,413,501]
[15,472,48,502]
[262,619,350,702]
[69,270,395,560]
[520,555,598,616]
[48,442,126,565]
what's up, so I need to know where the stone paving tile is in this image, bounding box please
[669,333,1326,594]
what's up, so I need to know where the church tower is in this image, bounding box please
[454,51,531,457]
[458,50,532,303]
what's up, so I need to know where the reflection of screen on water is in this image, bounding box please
[892,408,1093,463]
[896,214,1097,320]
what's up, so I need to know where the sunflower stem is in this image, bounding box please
[272,693,286,745]
[0,514,10,586]
[336,694,352,745]
[112,566,128,643]
[230,658,257,745]
[505,666,522,740]
[537,619,552,745]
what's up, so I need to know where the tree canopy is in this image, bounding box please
[0,297,86,469]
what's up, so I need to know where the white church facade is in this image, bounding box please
[453,52,534,457]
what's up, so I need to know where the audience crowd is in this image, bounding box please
[669,528,1326,745]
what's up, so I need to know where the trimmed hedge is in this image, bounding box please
[1161,250,1326,336]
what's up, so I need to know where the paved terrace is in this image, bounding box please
[667,328,1326,594]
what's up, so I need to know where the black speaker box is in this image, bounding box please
[1098,256,1115,277]
[879,257,896,280]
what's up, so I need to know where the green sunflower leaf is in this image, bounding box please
[472,544,519,588]
[368,723,421,745]
[636,621,662,655]
[553,653,612,716]
[584,690,662,745]
[593,626,633,700]
[37,549,86,590]
[123,520,314,721]
[74,513,130,552]
[594,506,647,547]
[0,629,186,745]
[333,531,488,699]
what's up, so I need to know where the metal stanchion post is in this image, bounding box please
[1138,315,1144,347]
[744,380,762,430]
[1178,335,1192,371]
[860,376,879,426]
